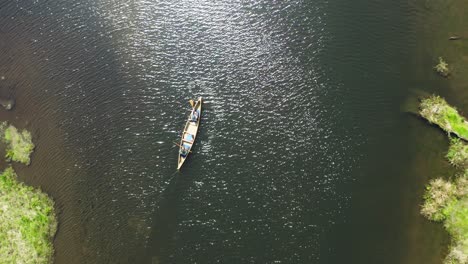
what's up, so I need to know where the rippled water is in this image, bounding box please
[0,0,449,263]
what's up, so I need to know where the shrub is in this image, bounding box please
[435,57,450,77]
[447,138,468,167]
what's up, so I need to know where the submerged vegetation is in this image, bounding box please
[420,96,468,264]
[434,57,450,77]
[0,122,35,165]
[0,167,57,263]
[420,95,468,141]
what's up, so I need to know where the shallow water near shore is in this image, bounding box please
[0,0,457,263]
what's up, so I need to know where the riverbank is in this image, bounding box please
[0,123,56,263]
[419,96,468,263]
[412,1,468,262]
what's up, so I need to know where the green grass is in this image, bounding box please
[442,196,468,264]
[420,95,468,140]
[0,167,57,263]
[1,123,35,165]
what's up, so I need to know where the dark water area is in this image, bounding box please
[0,0,453,263]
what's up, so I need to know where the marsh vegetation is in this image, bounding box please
[434,57,450,77]
[0,121,56,263]
[420,95,468,140]
[0,122,35,165]
[420,96,468,264]
[447,138,468,167]
[0,167,57,263]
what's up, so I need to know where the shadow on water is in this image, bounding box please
[148,171,191,264]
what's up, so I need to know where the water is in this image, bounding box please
[0,0,450,263]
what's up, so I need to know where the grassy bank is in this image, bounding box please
[0,167,57,263]
[0,122,35,165]
[420,95,468,140]
[420,96,468,264]
[422,170,468,263]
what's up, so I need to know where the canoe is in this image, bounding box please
[177,97,202,170]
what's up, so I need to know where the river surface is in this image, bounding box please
[0,0,451,263]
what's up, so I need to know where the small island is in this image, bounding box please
[0,122,57,263]
[419,95,468,264]
[0,122,35,165]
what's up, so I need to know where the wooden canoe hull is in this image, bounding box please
[177,97,202,170]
